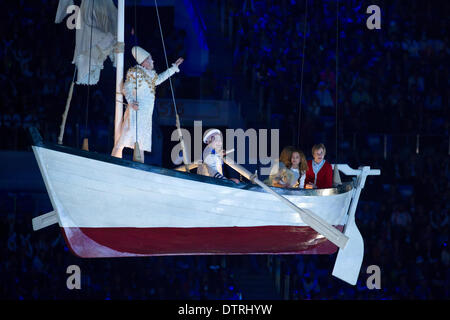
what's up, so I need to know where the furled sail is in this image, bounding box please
[55,0,118,85]
[55,0,74,23]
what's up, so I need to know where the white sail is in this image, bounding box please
[55,0,74,23]
[55,0,118,85]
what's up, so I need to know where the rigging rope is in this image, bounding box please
[85,0,95,137]
[134,0,139,144]
[154,0,179,116]
[335,0,339,163]
[296,0,308,148]
[154,0,189,170]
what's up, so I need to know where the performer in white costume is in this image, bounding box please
[112,46,183,161]
[197,129,240,184]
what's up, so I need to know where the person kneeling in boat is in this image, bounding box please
[197,129,240,184]
[305,143,332,189]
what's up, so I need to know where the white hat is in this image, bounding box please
[203,129,222,144]
[132,46,151,64]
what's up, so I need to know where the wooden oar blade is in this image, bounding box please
[332,217,364,285]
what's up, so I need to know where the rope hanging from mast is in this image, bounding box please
[134,0,138,143]
[154,0,190,171]
[82,0,96,151]
[132,0,142,162]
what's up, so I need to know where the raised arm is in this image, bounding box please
[155,57,183,86]
[155,64,180,86]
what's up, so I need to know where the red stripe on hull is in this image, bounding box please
[61,226,343,258]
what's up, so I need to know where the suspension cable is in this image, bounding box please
[134,0,138,143]
[154,0,189,170]
[296,0,308,148]
[154,0,179,115]
[335,0,339,163]
[85,0,95,135]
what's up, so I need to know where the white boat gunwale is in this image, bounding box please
[28,127,354,197]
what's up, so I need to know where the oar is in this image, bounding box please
[222,158,349,249]
[58,77,75,145]
[174,149,235,172]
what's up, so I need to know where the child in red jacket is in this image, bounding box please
[305,143,333,189]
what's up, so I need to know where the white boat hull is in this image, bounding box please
[32,145,353,258]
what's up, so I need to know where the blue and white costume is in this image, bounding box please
[197,146,227,180]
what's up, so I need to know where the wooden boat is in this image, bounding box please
[30,127,379,285]
[35,0,380,285]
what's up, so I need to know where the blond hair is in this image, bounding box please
[312,143,326,156]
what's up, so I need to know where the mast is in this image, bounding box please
[114,0,125,146]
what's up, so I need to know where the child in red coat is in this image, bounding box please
[305,143,333,189]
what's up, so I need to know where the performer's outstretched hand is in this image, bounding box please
[175,58,184,67]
